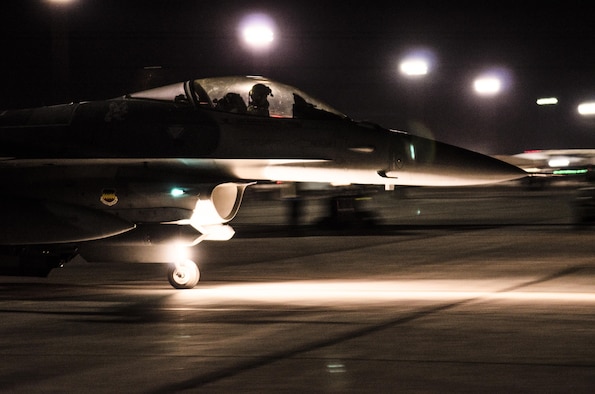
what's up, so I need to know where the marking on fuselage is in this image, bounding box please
[100,189,119,206]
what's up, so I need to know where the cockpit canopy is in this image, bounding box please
[129,76,347,120]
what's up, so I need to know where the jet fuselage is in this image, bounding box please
[0,76,526,286]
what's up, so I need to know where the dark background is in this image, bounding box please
[1,0,594,154]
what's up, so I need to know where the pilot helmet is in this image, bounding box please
[249,83,273,101]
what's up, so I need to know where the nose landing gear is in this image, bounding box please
[167,259,200,289]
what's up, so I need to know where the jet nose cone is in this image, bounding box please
[437,142,528,185]
[477,154,528,183]
[394,135,528,186]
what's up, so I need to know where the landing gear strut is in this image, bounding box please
[167,259,200,289]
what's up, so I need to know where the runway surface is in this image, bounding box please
[1,184,594,392]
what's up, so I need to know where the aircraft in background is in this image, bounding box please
[495,149,595,179]
[0,76,525,288]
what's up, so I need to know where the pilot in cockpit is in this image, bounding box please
[247,83,273,116]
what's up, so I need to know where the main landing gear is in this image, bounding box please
[167,259,200,289]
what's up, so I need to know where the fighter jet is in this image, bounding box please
[0,76,526,288]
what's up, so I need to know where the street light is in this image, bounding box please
[239,13,276,52]
[243,25,274,47]
[45,0,76,4]
[577,101,595,116]
[473,68,511,97]
[536,97,559,106]
[399,58,429,77]
[473,76,501,96]
[45,0,75,103]
[398,49,435,78]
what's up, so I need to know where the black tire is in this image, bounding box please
[167,260,200,289]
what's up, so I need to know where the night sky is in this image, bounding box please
[2,0,595,154]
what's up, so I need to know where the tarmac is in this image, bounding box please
[1,183,594,392]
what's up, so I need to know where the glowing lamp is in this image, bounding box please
[536,97,558,106]
[578,102,595,116]
[399,59,429,76]
[548,158,570,168]
[474,77,501,96]
[240,13,276,51]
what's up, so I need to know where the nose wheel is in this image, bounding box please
[167,259,200,289]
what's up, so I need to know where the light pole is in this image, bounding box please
[471,68,513,153]
[398,49,435,78]
[239,13,276,75]
[473,76,502,96]
[577,101,595,116]
[46,0,75,104]
[397,50,435,136]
